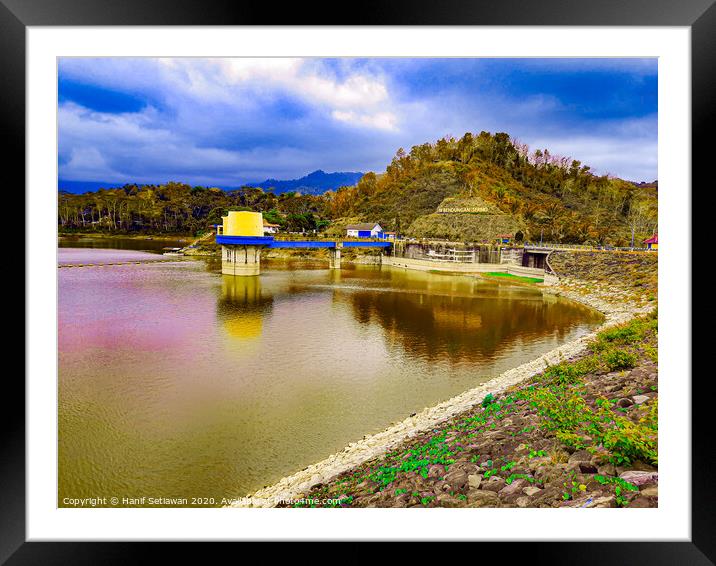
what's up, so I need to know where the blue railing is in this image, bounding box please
[216,235,391,249]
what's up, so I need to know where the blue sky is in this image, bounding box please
[58,58,657,187]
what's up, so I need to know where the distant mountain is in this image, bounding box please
[245,170,364,195]
[58,180,127,194]
[58,170,364,195]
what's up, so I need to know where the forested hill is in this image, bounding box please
[58,132,657,246]
[329,132,657,245]
[245,170,364,194]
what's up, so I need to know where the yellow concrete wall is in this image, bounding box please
[222,211,264,237]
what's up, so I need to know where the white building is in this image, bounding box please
[263,221,280,234]
[345,223,383,238]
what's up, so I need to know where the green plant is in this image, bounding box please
[593,475,639,507]
[602,417,658,466]
[603,349,638,371]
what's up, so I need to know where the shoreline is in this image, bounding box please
[230,270,653,508]
[59,232,193,242]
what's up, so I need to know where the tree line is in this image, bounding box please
[58,182,332,235]
[58,131,658,245]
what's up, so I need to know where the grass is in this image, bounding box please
[482,272,544,284]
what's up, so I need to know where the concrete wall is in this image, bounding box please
[383,256,558,285]
[222,245,261,276]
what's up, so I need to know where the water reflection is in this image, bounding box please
[216,275,274,340]
[331,267,602,365]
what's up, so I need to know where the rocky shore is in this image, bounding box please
[230,250,658,508]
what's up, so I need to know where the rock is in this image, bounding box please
[523,486,541,497]
[391,494,410,508]
[579,462,599,474]
[482,477,506,493]
[568,450,593,464]
[515,496,531,508]
[444,468,469,489]
[619,471,658,486]
[640,486,658,497]
[588,495,616,508]
[498,479,527,499]
[435,494,464,508]
[616,398,634,408]
[355,493,384,507]
[532,486,565,506]
[467,474,483,490]
[535,466,562,483]
[460,463,481,476]
[427,464,445,479]
[483,431,508,441]
[467,490,500,508]
[528,457,552,472]
[633,394,650,405]
[629,496,656,508]
[597,464,616,477]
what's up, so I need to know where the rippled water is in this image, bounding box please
[58,248,603,506]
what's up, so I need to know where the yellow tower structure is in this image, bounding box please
[218,211,269,276]
[222,211,264,237]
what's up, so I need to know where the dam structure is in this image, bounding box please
[216,211,391,276]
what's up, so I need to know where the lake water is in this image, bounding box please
[58,247,603,506]
[58,235,189,253]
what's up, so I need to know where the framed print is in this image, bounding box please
[6,0,708,560]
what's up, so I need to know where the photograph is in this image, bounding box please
[56,56,660,510]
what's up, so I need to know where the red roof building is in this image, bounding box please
[643,234,658,250]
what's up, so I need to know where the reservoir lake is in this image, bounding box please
[58,243,603,506]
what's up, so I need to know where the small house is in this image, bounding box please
[346,223,383,238]
[496,233,513,244]
[263,220,281,235]
[382,232,397,241]
[643,234,658,250]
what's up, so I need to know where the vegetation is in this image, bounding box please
[482,272,544,284]
[329,132,657,245]
[58,183,333,235]
[58,131,657,245]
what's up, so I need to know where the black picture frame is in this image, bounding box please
[5,0,705,560]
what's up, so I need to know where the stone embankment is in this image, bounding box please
[229,250,658,508]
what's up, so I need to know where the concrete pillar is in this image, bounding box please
[222,245,261,276]
[328,247,342,269]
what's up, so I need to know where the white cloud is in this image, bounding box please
[526,135,658,181]
[62,58,397,132]
[331,110,398,131]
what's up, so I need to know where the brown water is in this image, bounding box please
[58,248,603,507]
[58,235,188,253]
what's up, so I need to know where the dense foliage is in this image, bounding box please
[58,132,657,244]
[330,132,658,245]
[58,183,331,235]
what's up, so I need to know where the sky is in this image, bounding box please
[58,57,658,188]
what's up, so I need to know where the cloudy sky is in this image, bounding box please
[58,57,657,187]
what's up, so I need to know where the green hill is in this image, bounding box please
[328,132,658,245]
